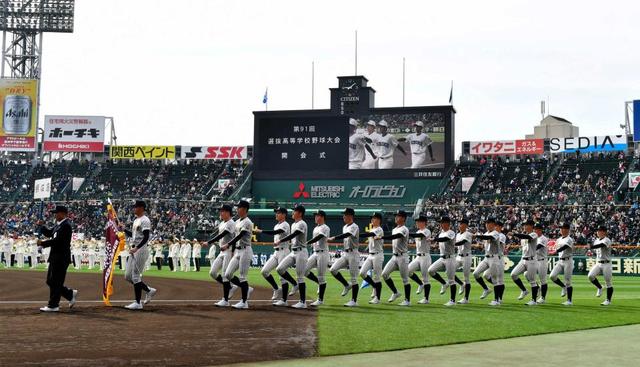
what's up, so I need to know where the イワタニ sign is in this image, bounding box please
[43,115,106,152]
[181,146,248,160]
[110,145,176,160]
[469,139,543,155]
[629,172,640,189]
[549,135,627,153]
[0,79,39,152]
[33,177,52,200]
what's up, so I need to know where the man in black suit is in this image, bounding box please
[37,205,78,312]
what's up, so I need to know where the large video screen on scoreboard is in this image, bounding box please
[253,106,454,180]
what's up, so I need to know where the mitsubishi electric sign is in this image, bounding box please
[292,182,407,200]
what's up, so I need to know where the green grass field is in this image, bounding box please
[6,265,640,357]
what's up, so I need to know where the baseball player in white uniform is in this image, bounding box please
[381,210,412,306]
[473,218,502,305]
[511,220,540,306]
[428,217,458,306]
[587,225,614,306]
[550,223,575,306]
[375,120,407,169]
[253,207,295,304]
[121,200,157,310]
[179,239,191,272]
[534,223,549,303]
[224,200,255,309]
[328,208,361,307]
[27,236,39,268]
[1,233,12,267]
[275,205,309,309]
[304,210,331,306]
[153,240,165,270]
[169,238,180,272]
[359,213,385,304]
[206,204,241,306]
[348,118,377,169]
[454,219,473,303]
[398,121,435,168]
[407,215,432,304]
[86,238,97,270]
[15,237,25,268]
[192,239,202,272]
[362,120,380,169]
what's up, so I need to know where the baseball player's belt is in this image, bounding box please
[314,249,325,253]
[522,256,534,260]
[560,257,572,260]
[274,246,286,251]
[457,253,470,257]
[537,257,546,261]
[235,245,248,250]
[379,156,392,160]
[416,253,427,256]
[393,252,406,256]
[344,249,354,253]
[292,247,305,252]
[484,254,495,258]
[369,251,380,255]
[440,254,453,259]
[598,260,610,264]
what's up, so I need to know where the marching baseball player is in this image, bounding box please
[428,216,458,306]
[494,220,507,303]
[375,120,407,169]
[304,210,331,306]
[86,238,97,270]
[224,200,255,309]
[253,207,294,305]
[511,220,540,306]
[275,205,309,309]
[27,235,39,268]
[359,213,385,304]
[179,239,191,272]
[407,215,432,304]
[550,223,575,306]
[72,239,82,270]
[473,218,501,305]
[154,240,165,270]
[348,118,377,169]
[206,204,241,306]
[328,208,361,307]
[381,210,412,306]
[120,200,157,310]
[169,238,180,272]
[15,236,25,268]
[192,239,202,272]
[587,225,614,306]
[1,233,12,267]
[398,121,435,168]
[362,120,380,169]
[454,219,473,304]
[534,223,549,303]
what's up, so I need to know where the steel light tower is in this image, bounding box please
[0,0,74,79]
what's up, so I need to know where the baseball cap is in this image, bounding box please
[378,120,388,127]
[395,210,408,218]
[236,200,250,209]
[274,207,288,215]
[597,225,607,232]
[349,118,358,127]
[534,223,543,230]
[371,212,383,220]
[50,205,68,214]
[366,120,376,126]
[343,207,355,216]
[439,216,451,223]
[293,205,306,215]
[459,218,469,225]
[220,204,233,213]
[414,121,424,127]
[523,219,535,226]
[560,223,571,229]
[132,200,146,209]
[416,215,428,222]
[495,220,504,227]
[486,217,496,224]
[314,210,326,218]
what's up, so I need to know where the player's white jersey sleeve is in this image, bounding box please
[342,223,360,250]
[312,224,330,251]
[291,220,308,248]
[415,228,431,254]
[348,133,366,163]
[376,134,398,159]
[557,236,575,258]
[274,221,291,244]
[536,235,549,259]
[407,133,431,154]
[392,226,410,254]
[368,226,385,253]
[594,237,612,261]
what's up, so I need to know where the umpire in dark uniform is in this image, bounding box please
[37,205,77,312]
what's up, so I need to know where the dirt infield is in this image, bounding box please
[0,271,317,366]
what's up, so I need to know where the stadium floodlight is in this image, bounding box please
[1,0,75,78]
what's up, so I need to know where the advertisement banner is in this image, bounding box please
[0,79,38,151]
[72,177,85,191]
[181,146,248,160]
[549,135,627,153]
[634,100,640,142]
[461,177,475,193]
[33,177,52,200]
[469,139,543,155]
[216,179,232,190]
[629,172,640,189]
[110,145,176,160]
[43,115,105,152]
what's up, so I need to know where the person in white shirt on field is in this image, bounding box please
[398,121,434,168]
[375,120,407,169]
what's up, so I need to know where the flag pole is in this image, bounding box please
[311,61,315,109]
[402,57,405,107]
[355,30,358,75]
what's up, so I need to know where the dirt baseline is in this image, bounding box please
[0,271,317,366]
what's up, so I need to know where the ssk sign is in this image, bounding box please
[43,115,106,152]
[549,135,627,153]
[181,146,247,160]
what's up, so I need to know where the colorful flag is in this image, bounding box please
[262,87,268,104]
[102,201,126,306]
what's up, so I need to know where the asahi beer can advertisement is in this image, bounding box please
[0,79,38,151]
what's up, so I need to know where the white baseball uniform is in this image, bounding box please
[330,222,360,285]
[305,224,331,284]
[224,216,254,282]
[406,132,433,168]
[511,232,539,286]
[550,236,575,287]
[124,215,152,284]
[587,237,613,288]
[359,226,385,282]
[408,228,432,284]
[536,235,549,285]
[362,131,380,169]
[455,230,474,284]
[348,132,367,169]
[276,219,308,283]
[428,229,457,286]
[382,225,411,285]
[209,219,236,281]
[376,133,399,169]
[260,220,291,285]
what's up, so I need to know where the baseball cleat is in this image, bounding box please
[273,300,287,307]
[596,288,603,297]
[368,297,380,304]
[457,299,469,304]
[562,301,573,306]
[418,298,430,304]
[343,300,358,307]
[289,284,299,297]
[310,300,324,307]
[248,287,254,300]
[560,287,566,297]
[525,300,537,306]
[228,284,239,299]
[387,292,401,303]
[340,285,350,297]
[439,283,449,295]
[399,300,411,306]
[444,300,456,307]
[215,299,230,307]
[488,300,500,306]
[124,302,143,310]
[232,301,249,309]
[291,301,307,309]
[271,288,282,301]
[39,306,59,312]
[143,287,156,305]
[480,288,492,299]
[416,284,424,294]
[69,289,78,308]
[517,290,529,300]
[536,298,545,304]
[600,300,611,306]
